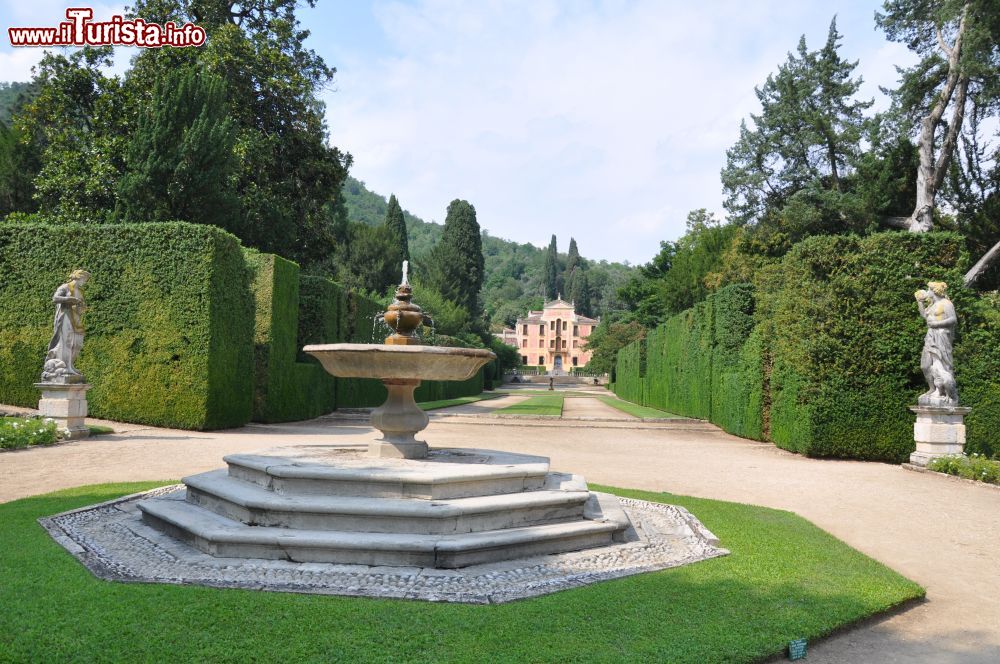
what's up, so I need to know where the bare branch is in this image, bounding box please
[965,239,1000,288]
[936,24,953,58]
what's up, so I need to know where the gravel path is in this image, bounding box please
[2,412,998,662]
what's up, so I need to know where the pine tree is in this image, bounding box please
[426,199,484,316]
[383,193,409,262]
[117,67,239,234]
[721,18,872,224]
[543,234,559,299]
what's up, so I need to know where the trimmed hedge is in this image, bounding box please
[334,291,388,408]
[1,221,490,430]
[614,231,1000,462]
[246,252,338,423]
[0,222,254,429]
[760,233,967,462]
[711,285,764,439]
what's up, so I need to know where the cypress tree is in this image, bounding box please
[543,234,559,299]
[383,193,409,262]
[427,199,484,315]
[571,270,591,317]
[566,237,581,273]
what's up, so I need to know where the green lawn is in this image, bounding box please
[596,396,680,419]
[495,394,565,416]
[0,483,923,663]
[418,393,502,411]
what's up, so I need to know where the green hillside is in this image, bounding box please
[341,176,636,328]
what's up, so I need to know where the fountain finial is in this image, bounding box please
[382,265,431,345]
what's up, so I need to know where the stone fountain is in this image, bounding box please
[134,266,635,568]
[303,262,495,460]
[43,265,725,600]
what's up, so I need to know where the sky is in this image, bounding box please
[0,1,916,265]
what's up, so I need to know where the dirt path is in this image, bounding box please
[2,414,998,662]
[561,396,637,419]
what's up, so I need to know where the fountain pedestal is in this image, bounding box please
[370,378,430,459]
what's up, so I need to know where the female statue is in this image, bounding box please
[914,281,958,406]
[41,270,90,383]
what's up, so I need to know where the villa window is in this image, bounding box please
[538,357,544,366]
[522,324,528,335]
[573,325,578,336]
[539,324,545,334]
[521,339,527,348]
[538,339,543,348]
[562,340,567,349]
[572,357,578,366]
[549,340,554,348]
[573,340,578,348]
[521,355,528,364]
[563,321,567,330]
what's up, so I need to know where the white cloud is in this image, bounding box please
[323,1,920,264]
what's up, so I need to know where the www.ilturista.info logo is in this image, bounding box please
[8,8,206,48]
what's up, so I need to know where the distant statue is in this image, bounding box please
[41,270,91,383]
[915,281,958,406]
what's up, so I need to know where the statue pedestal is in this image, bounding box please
[35,382,91,440]
[909,405,971,467]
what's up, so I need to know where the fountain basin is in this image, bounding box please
[304,343,495,382]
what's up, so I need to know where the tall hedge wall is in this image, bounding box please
[246,252,338,423]
[710,284,764,439]
[614,231,1000,462]
[760,233,965,460]
[0,222,254,429]
[334,291,389,408]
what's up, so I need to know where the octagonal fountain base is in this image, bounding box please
[40,443,728,602]
[133,446,636,568]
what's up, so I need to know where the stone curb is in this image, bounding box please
[901,463,1000,492]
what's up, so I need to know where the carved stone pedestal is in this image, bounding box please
[369,378,430,459]
[35,382,91,440]
[909,405,971,467]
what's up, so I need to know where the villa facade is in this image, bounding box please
[498,297,598,373]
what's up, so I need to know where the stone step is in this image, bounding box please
[224,449,550,499]
[138,495,622,568]
[183,470,590,534]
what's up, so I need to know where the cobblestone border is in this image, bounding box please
[40,488,729,604]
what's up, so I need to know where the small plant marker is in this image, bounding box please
[788,638,807,660]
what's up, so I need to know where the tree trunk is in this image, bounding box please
[907,4,970,232]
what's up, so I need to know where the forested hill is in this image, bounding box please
[341,176,636,329]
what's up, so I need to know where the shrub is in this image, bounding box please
[0,221,254,429]
[0,416,58,449]
[928,454,1000,485]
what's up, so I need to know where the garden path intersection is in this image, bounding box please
[2,399,999,662]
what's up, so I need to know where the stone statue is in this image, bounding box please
[41,269,90,384]
[914,281,958,406]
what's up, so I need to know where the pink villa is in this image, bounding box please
[497,296,599,373]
